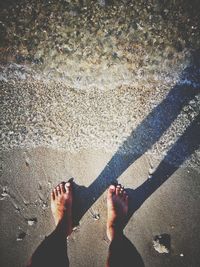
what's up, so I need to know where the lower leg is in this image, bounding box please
[106,185,144,267]
[27,182,73,267]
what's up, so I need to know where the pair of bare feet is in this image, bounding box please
[51,182,128,241]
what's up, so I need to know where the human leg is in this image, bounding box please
[106,185,144,267]
[26,182,72,267]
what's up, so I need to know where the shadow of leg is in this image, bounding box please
[106,234,145,267]
[26,218,69,267]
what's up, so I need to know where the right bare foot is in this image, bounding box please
[51,182,73,237]
[107,184,128,241]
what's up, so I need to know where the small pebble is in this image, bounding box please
[16,231,26,241]
[42,203,48,209]
[0,192,9,198]
[27,218,37,226]
[25,157,31,166]
[153,234,170,254]
[93,213,100,220]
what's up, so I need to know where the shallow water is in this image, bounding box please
[0,0,200,168]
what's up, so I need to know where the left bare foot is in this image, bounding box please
[51,182,73,237]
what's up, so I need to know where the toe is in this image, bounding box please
[119,188,124,198]
[122,191,127,200]
[54,188,58,197]
[116,184,121,195]
[51,190,55,200]
[107,185,115,199]
[57,185,61,195]
[65,182,71,193]
[60,182,65,193]
[124,193,128,204]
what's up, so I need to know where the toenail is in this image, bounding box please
[110,185,115,189]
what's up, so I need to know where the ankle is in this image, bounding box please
[107,224,124,241]
[107,220,124,231]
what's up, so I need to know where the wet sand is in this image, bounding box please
[0,148,200,267]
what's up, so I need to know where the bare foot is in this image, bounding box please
[107,184,128,241]
[51,182,72,237]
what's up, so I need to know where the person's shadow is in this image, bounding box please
[70,51,200,266]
